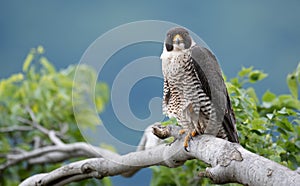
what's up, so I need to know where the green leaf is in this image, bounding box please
[101,177,112,186]
[287,73,298,99]
[251,129,263,135]
[275,146,286,155]
[37,45,45,54]
[251,118,266,130]
[262,90,276,103]
[295,140,300,149]
[40,57,56,74]
[161,117,177,126]
[269,155,281,163]
[296,63,300,83]
[246,87,259,103]
[23,52,34,72]
[249,70,268,83]
[287,154,298,170]
[277,107,287,115]
[266,113,274,120]
[230,77,240,87]
[238,66,253,77]
[277,118,294,132]
[164,136,175,144]
[278,94,300,109]
[7,73,24,83]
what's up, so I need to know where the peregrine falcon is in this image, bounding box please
[161,27,239,150]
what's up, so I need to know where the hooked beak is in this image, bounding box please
[173,34,183,45]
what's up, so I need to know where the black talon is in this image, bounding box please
[184,146,189,152]
[184,139,191,152]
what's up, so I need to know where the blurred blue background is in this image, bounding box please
[1,1,300,185]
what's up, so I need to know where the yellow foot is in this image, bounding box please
[183,131,197,152]
[179,129,186,135]
[191,129,198,137]
[183,134,190,150]
[179,129,197,151]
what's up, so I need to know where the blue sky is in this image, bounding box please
[1,1,300,185]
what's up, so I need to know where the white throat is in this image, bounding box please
[160,39,196,60]
[160,39,196,77]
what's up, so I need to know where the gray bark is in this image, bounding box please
[19,124,300,186]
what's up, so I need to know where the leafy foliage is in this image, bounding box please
[151,65,300,185]
[0,46,109,186]
[1,46,299,186]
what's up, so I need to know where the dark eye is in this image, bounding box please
[183,32,188,37]
[165,43,173,51]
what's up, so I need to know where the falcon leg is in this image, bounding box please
[179,129,186,135]
[191,129,198,137]
[183,133,191,151]
[178,128,198,151]
[183,129,198,151]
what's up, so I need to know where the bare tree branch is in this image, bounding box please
[25,107,50,135]
[17,117,52,135]
[48,131,64,146]
[1,111,121,173]
[0,126,33,133]
[0,141,120,171]
[20,139,189,186]
[122,124,165,177]
[19,124,300,186]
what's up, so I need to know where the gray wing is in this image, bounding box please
[191,45,239,143]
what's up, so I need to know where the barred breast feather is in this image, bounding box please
[161,45,239,143]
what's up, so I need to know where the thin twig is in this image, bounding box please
[0,142,119,171]
[25,107,50,135]
[17,117,49,135]
[0,126,33,132]
[48,131,64,146]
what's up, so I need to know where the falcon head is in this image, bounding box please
[165,27,192,52]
